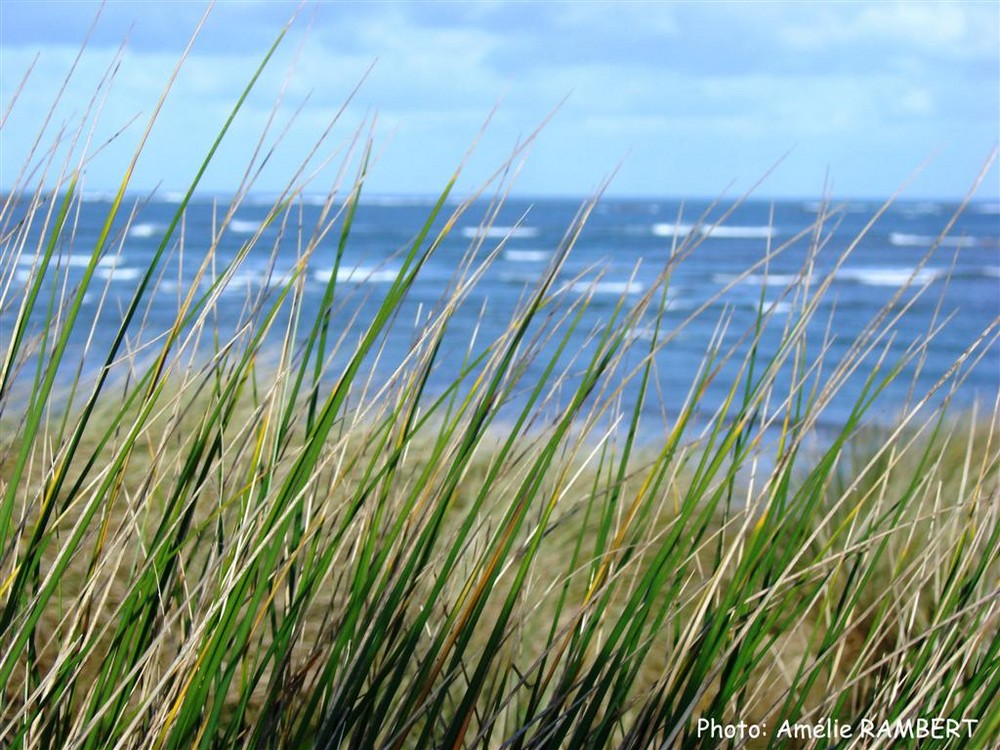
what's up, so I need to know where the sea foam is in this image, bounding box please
[835,267,944,287]
[314,266,399,284]
[462,226,539,239]
[889,233,980,248]
[96,267,141,281]
[128,223,162,239]
[229,219,263,234]
[713,272,814,286]
[17,254,119,268]
[566,280,645,296]
[504,249,549,263]
[652,223,775,240]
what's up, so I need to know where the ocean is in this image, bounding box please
[3,193,998,439]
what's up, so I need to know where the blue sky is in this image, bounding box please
[1,0,998,200]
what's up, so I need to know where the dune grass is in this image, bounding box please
[2,15,999,750]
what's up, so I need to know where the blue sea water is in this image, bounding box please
[2,193,998,438]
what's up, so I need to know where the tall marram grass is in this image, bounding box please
[2,15,998,750]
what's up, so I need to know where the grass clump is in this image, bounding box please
[2,12,998,750]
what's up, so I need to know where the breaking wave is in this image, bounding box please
[504,249,549,263]
[313,265,399,284]
[652,223,775,240]
[834,267,945,287]
[128,223,163,239]
[889,232,986,248]
[462,226,540,240]
[229,219,263,234]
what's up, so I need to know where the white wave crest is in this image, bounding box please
[462,225,539,239]
[96,267,141,281]
[360,195,435,207]
[128,222,162,239]
[567,280,645,296]
[652,223,774,240]
[314,266,399,284]
[899,202,942,216]
[651,223,695,237]
[72,255,118,268]
[713,272,813,286]
[889,232,980,248]
[229,219,263,234]
[16,253,119,268]
[835,267,944,287]
[298,195,333,206]
[701,225,775,239]
[215,271,260,292]
[504,250,549,263]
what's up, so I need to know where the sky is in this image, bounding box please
[1,0,998,200]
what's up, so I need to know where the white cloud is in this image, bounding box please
[778,0,996,60]
[855,2,968,49]
[1,1,996,198]
[897,88,935,117]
